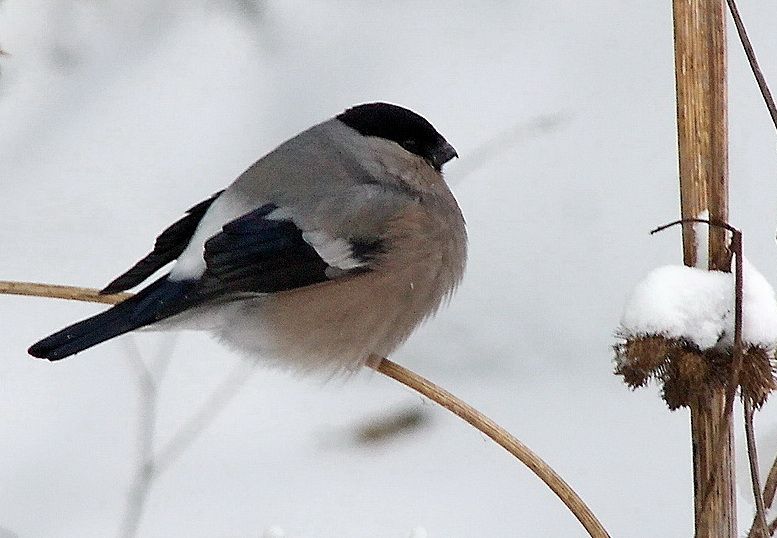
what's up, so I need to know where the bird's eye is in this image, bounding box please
[402,139,418,150]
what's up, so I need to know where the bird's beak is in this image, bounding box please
[431,142,458,170]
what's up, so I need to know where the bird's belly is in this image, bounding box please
[212,267,450,375]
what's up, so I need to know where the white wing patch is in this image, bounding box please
[268,208,365,271]
[170,199,366,283]
[169,194,251,281]
[302,230,364,270]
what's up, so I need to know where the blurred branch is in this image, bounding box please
[119,338,159,538]
[121,339,257,538]
[351,405,430,446]
[0,281,255,537]
[117,334,256,538]
[5,281,609,538]
[0,526,19,538]
[451,113,568,182]
[226,0,267,22]
[154,357,258,474]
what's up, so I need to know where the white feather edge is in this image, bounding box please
[168,195,248,281]
[301,231,364,270]
[269,208,365,271]
[169,202,365,282]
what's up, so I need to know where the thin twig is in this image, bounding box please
[650,218,743,419]
[717,231,745,531]
[724,231,744,421]
[650,217,738,236]
[764,455,777,514]
[745,398,769,538]
[691,228,747,534]
[375,357,610,538]
[718,16,777,528]
[6,280,611,538]
[725,0,777,132]
[756,443,777,537]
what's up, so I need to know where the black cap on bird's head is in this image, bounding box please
[337,102,458,171]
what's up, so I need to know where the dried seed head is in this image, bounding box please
[614,334,776,410]
[614,335,675,389]
[740,346,777,409]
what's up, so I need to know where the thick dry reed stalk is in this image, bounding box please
[672,0,735,535]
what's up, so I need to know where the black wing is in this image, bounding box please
[29,199,386,361]
[101,190,224,294]
[198,204,332,295]
[186,203,385,299]
[142,203,383,320]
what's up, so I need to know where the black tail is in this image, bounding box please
[29,276,194,361]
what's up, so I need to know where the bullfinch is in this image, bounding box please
[29,102,467,374]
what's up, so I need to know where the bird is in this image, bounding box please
[28,102,467,374]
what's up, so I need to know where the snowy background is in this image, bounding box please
[2,1,777,537]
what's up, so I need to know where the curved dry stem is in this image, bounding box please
[375,358,609,538]
[4,280,610,538]
[0,281,131,304]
